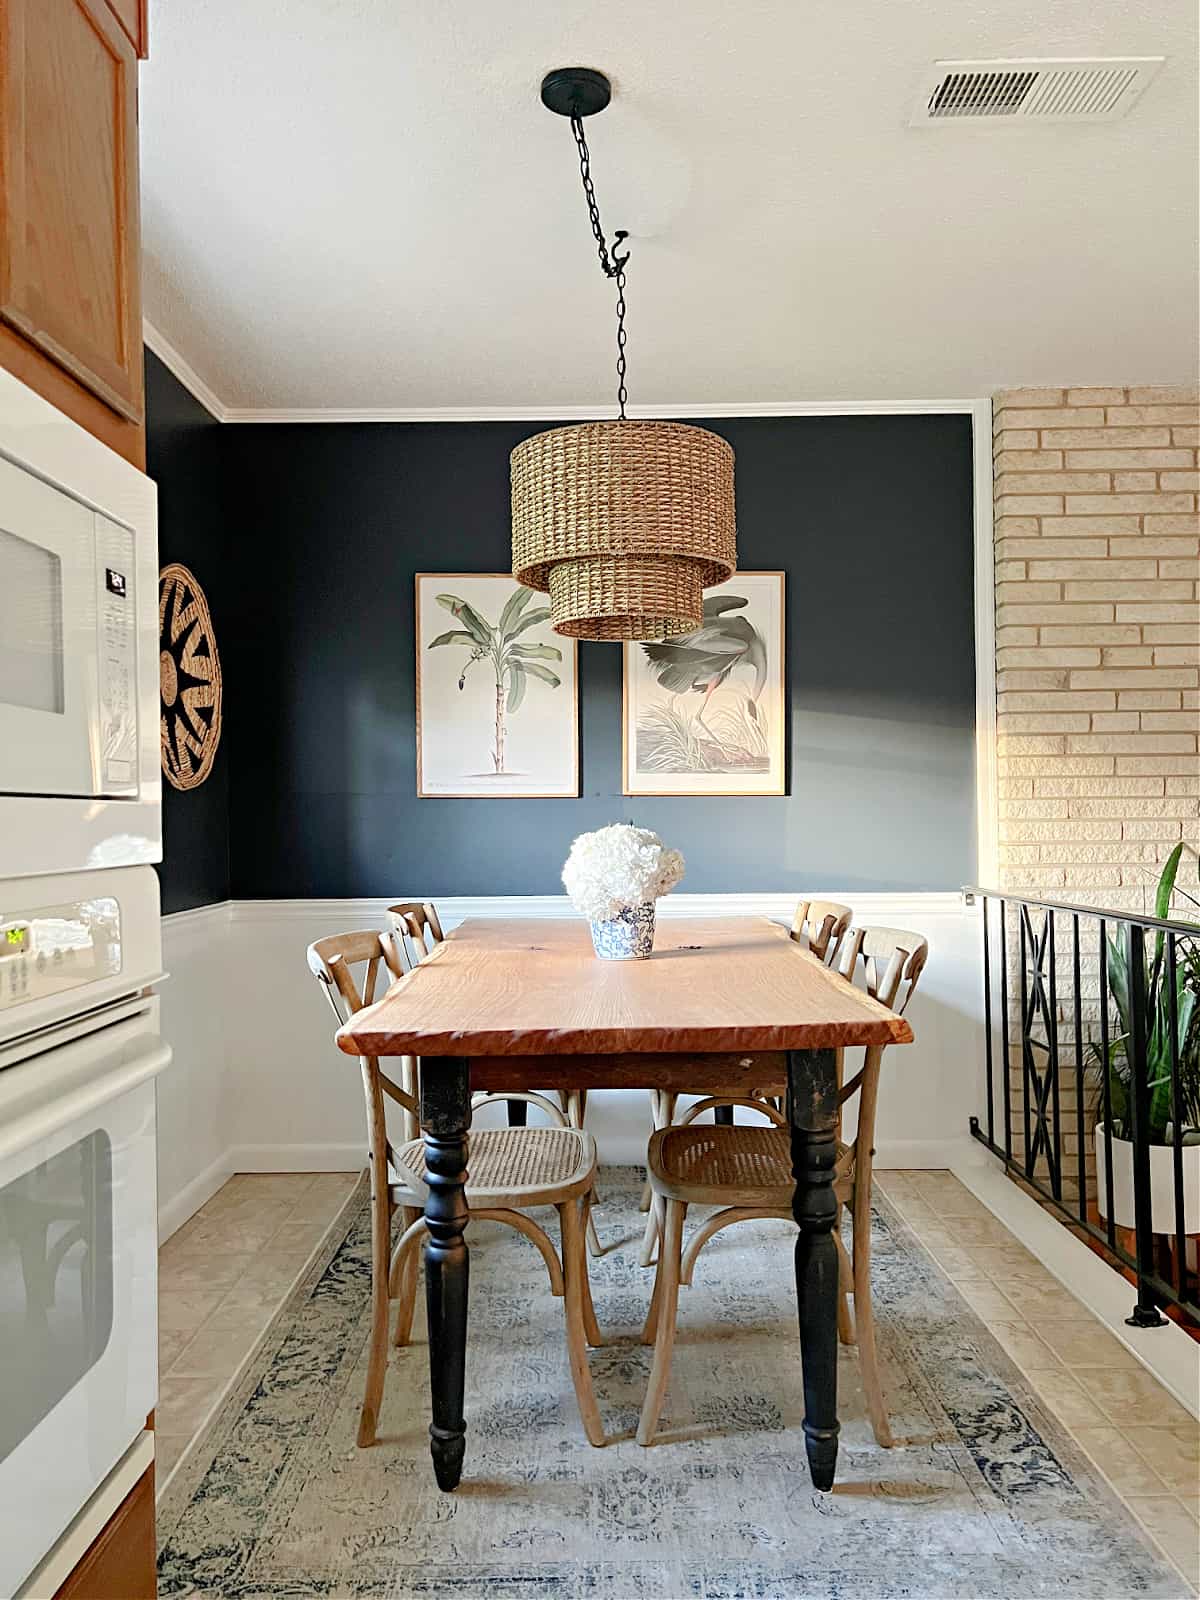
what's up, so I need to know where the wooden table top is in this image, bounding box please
[336,916,914,1060]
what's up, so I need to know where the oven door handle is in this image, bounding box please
[0,1018,171,1163]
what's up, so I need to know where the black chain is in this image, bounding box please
[570,114,630,419]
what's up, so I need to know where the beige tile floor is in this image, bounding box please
[875,1169,1199,1592]
[156,1167,1199,1591]
[156,1172,360,1481]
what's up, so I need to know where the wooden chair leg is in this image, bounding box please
[835,1217,856,1346]
[638,1195,661,1267]
[392,1206,422,1347]
[641,1240,664,1346]
[557,1200,606,1446]
[637,1198,686,1446]
[358,1172,392,1447]
[579,1195,605,1347]
[639,1089,660,1214]
[852,1181,894,1448]
[585,1188,604,1258]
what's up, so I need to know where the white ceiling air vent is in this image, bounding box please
[911,58,1165,126]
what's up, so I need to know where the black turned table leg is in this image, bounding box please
[713,1103,734,1125]
[506,1099,528,1127]
[786,1047,840,1491]
[420,1057,471,1491]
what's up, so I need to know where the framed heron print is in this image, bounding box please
[416,573,579,797]
[622,571,785,796]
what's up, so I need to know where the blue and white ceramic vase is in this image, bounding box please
[589,902,657,961]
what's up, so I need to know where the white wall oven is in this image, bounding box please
[0,367,160,880]
[0,866,166,1599]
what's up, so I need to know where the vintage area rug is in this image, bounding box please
[157,1171,1183,1599]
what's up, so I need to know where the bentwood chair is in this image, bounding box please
[306,928,607,1449]
[387,900,445,966]
[635,925,927,1449]
[388,898,606,1257]
[790,899,852,965]
[636,897,855,1267]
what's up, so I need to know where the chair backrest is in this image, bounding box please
[307,928,412,1024]
[791,899,852,965]
[387,900,444,965]
[839,925,928,1016]
[306,928,419,1152]
[833,927,928,1171]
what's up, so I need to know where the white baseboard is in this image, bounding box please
[158,1149,234,1243]
[227,1142,367,1173]
[951,1151,1200,1420]
[875,1138,977,1170]
[179,1135,978,1191]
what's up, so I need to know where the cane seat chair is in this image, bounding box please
[307,928,606,1450]
[636,898,855,1267]
[635,925,927,1449]
[387,898,606,1256]
[391,898,607,1257]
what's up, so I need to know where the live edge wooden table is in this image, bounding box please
[336,916,913,1493]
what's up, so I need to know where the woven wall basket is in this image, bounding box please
[511,419,736,640]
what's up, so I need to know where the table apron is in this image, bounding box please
[467,1050,790,1095]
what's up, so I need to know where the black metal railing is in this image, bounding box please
[966,886,1199,1327]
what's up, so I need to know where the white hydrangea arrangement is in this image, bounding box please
[561,824,685,924]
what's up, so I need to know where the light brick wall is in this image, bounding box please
[993,384,1200,915]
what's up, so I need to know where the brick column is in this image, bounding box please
[993,384,1199,912]
[991,385,1198,1196]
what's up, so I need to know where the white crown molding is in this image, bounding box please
[139,327,983,424]
[143,319,230,422]
[220,398,981,424]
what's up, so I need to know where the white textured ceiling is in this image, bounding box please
[140,0,1198,415]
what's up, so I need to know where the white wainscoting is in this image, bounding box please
[158,901,237,1239]
[157,892,984,1240]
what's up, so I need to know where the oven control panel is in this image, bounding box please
[95,513,138,794]
[0,896,121,1010]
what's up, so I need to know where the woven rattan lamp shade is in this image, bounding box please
[511,419,736,641]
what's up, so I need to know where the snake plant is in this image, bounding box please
[1089,842,1200,1144]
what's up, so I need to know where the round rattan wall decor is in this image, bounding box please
[159,563,223,791]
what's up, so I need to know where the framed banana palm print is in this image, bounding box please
[622,571,785,796]
[416,574,579,797]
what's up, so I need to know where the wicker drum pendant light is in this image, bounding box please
[511,70,736,642]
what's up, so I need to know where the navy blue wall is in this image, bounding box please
[145,350,232,913]
[219,412,977,897]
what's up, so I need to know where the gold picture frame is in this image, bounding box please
[415,573,579,798]
[622,571,786,797]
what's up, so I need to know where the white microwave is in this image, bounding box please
[0,370,160,879]
[0,454,138,798]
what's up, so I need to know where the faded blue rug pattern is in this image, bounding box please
[156,1171,1184,1599]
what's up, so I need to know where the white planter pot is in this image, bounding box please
[1094,1123,1200,1234]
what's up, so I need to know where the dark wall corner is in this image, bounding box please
[145,347,232,914]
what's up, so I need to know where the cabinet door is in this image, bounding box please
[55,1465,157,1600]
[0,0,143,422]
[105,0,147,59]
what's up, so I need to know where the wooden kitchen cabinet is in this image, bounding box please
[105,0,148,58]
[0,0,146,464]
[54,1465,157,1600]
